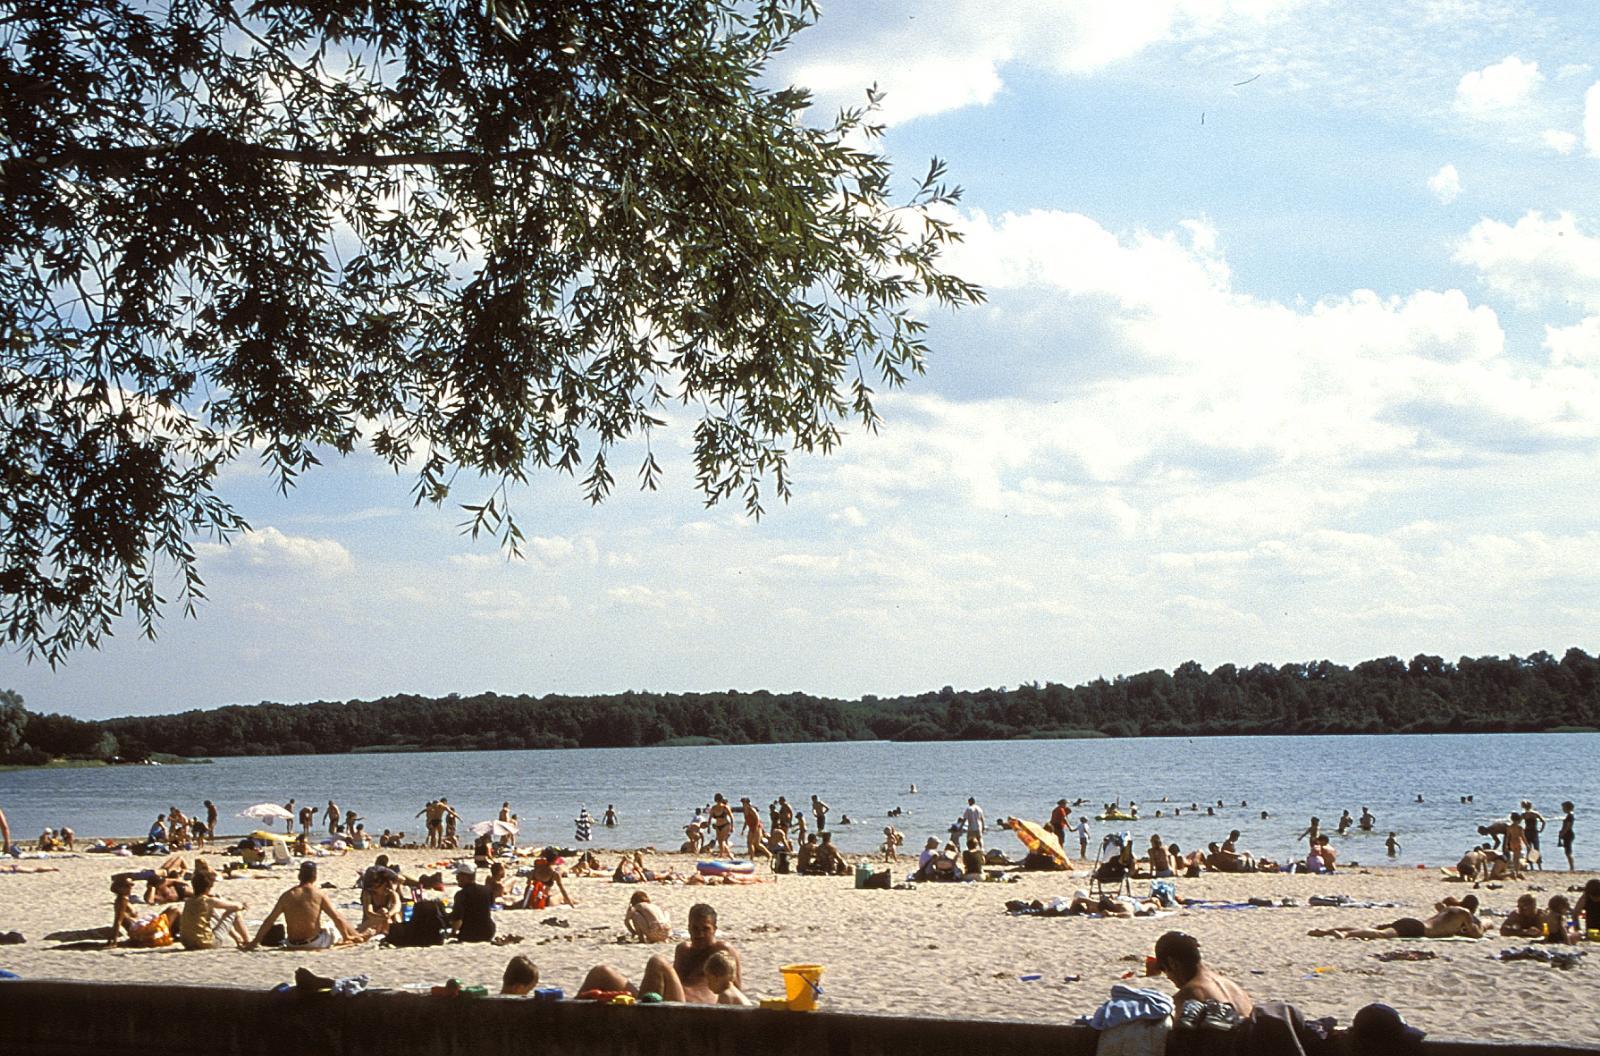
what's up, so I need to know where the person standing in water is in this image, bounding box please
[1557,802,1575,871]
[603,805,618,827]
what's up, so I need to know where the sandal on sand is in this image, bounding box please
[1200,1001,1241,1030]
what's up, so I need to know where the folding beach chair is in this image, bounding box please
[1091,832,1133,898]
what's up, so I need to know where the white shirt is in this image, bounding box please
[962,804,985,832]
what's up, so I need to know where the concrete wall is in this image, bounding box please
[0,980,1595,1056]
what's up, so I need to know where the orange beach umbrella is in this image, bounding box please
[1007,816,1072,870]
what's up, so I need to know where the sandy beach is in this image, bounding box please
[1,844,1596,1044]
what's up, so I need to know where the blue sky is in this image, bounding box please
[9,0,1600,718]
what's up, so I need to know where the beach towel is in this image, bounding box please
[1089,984,1174,1030]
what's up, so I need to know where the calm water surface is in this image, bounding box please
[2,734,1594,868]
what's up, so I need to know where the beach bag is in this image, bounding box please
[522,880,549,910]
[773,850,791,874]
[131,913,174,948]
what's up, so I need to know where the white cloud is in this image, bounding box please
[200,527,352,577]
[1427,163,1462,203]
[1455,211,1600,312]
[1455,55,1543,115]
[781,0,1303,125]
[1586,81,1600,156]
[1542,129,1578,153]
[822,207,1598,537]
[1544,316,1600,367]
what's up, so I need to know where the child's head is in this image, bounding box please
[703,951,736,992]
[501,955,539,995]
[1586,878,1600,901]
[629,890,650,906]
[1548,895,1572,919]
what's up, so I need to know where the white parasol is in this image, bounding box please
[470,819,519,838]
[239,803,294,822]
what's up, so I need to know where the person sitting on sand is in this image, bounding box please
[1315,835,1338,872]
[581,902,739,1003]
[625,890,672,943]
[1501,893,1544,938]
[705,950,752,1006]
[108,874,181,948]
[246,861,366,949]
[1309,895,1484,940]
[502,954,540,995]
[527,848,578,907]
[359,870,401,937]
[1576,878,1600,935]
[178,869,250,950]
[804,831,848,876]
[915,837,939,878]
[450,866,496,943]
[961,836,985,877]
[1154,931,1254,1018]
[1543,896,1577,945]
[796,833,817,875]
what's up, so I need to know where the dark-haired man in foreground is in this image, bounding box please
[1154,931,1254,1017]
[246,861,366,949]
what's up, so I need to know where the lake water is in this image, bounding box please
[2,734,1594,869]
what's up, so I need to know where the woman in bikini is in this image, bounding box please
[108,874,181,948]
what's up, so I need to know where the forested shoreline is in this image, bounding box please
[4,648,1596,764]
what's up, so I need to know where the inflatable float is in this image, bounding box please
[1096,812,1137,822]
[695,859,756,877]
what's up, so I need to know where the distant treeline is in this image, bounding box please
[3,648,1597,763]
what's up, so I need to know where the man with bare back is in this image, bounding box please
[1154,931,1254,1017]
[246,861,365,950]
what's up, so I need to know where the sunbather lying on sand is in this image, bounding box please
[1309,895,1484,939]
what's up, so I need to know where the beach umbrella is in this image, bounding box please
[470,819,518,838]
[1008,816,1071,870]
[240,803,294,822]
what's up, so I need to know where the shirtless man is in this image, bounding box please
[246,861,365,949]
[203,800,218,845]
[708,795,734,857]
[1500,893,1545,938]
[776,796,794,832]
[324,800,341,835]
[580,902,740,1003]
[739,797,769,859]
[297,804,316,839]
[1477,820,1509,849]
[1309,895,1485,940]
[811,794,830,833]
[1520,802,1545,870]
[416,799,446,848]
[1154,931,1254,1017]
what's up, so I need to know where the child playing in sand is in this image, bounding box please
[704,950,752,1006]
[625,890,671,943]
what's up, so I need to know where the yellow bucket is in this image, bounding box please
[780,964,825,1011]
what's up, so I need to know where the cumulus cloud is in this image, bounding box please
[1544,316,1600,367]
[200,527,352,577]
[1454,211,1600,312]
[1427,163,1462,203]
[1455,55,1542,115]
[822,207,1598,538]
